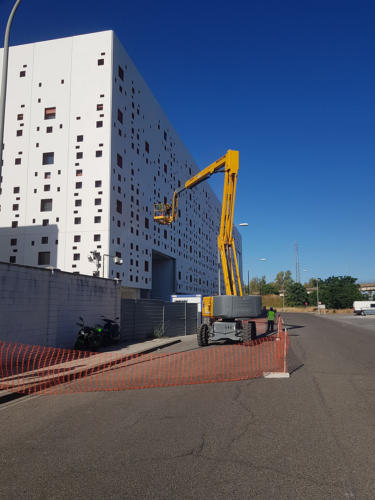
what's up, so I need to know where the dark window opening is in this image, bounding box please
[44,107,56,120]
[38,252,50,265]
[40,199,52,212]
[42,152,54,165]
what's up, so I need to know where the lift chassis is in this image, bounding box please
[198,317,257,346]
[197,294,262,345]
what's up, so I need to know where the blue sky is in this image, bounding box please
[1,0,374,283]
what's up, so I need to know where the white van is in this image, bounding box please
[353,301,375,315]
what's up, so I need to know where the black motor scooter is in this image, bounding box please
[100,316,121,345]
[74,317,103,351]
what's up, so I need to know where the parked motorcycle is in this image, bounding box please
[100,316,120,345]
[74,317,103,351]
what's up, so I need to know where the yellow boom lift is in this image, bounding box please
[154,150,262,346]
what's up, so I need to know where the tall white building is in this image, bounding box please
[0,31,242,299]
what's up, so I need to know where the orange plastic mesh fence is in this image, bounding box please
[0,320,289,395]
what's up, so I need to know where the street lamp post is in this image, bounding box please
[0,0,23,190]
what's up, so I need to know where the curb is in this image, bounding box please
[0,338,182,398]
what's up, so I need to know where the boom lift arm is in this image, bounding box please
[154,150,242,296]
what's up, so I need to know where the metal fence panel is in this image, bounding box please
[120,299,198,341]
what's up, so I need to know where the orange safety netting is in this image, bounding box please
[0,318,289,395]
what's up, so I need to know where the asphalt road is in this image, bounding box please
[1,313,375,499]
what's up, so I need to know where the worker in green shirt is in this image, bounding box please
[266,307,275,333]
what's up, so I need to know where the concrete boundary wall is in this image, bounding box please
[0,262,120,348]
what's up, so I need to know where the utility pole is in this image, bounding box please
[0,0,23,191]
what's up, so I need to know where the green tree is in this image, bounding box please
[249,276,267,294]
[275,270,293,292]
[319,276,363,309]
[249,277,260,294]
[261,282,279,295]
[286,282,308,306]
[307,288,318,306]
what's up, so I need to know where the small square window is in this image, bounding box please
[94,198,101,206]
[40,199,53,212]
[46,126,53,133]
[44,172,51,179]
[76,170,82,176]
[94,234,100,241]
[76,152,83,159]
[44,185,50,191]
[20,71,26,77]
[74,217,81,225]
[94,216,101,223]
[14,186,20,194]
[96,121,103,128]
[42,219,49,226]
[77,135,83,142]
[41,236,48,244]
[95,180,102,187]
[10,238,17,246]
[12,204,19,211]
[74,235,81,242]
[75,199,82,207]
[75,182,82,189]
[73,253,80,261]
[98,59,104,66]
[117,109,123,124]
[42,152,54,165]
[9,256,16,264]
[95,150,102,158]
[15,158,21,165]
[44,107,56,119]
[16,130,23,137]
[17,114,23,121]
[97,104,103,111]
[11,221,18,228]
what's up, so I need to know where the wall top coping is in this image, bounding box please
[0,262,121,286]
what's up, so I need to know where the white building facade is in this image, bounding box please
[0,31,242,299]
